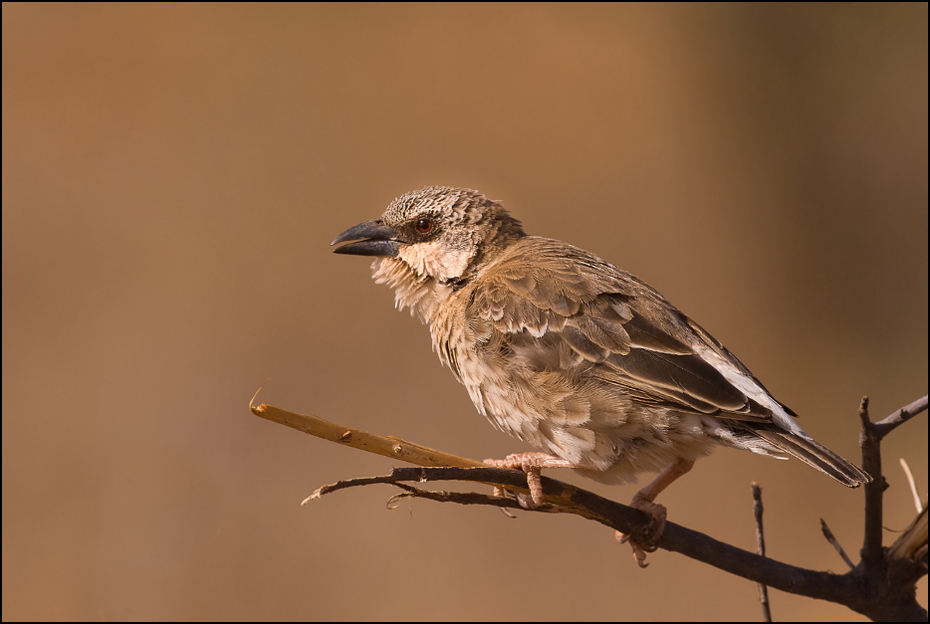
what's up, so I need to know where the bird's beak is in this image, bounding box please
[331,219,400,257]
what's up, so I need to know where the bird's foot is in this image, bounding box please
[484,452,574,508]
[615,494,667,568]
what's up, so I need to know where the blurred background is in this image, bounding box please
[3,3,926,620]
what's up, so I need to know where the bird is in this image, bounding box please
[331,186,870,564]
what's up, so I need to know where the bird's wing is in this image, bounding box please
[469,238,776,423]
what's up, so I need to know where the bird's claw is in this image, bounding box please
[615,498,667,567]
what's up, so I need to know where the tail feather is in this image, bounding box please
[750,426,870,487]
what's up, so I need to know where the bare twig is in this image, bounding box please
[899,458,924,514]
[751,483,772,622]
[251,401,487,470]
[820,518,855,570]
[871,395,928,440]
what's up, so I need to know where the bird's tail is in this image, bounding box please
[750,425,871,487]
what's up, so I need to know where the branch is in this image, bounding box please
[751,483,772,623]
[856,395,929,621]
[250,400,486,470]
[306,465,867,605]
[859,396,886,582]
[821,518,856,570]
[871,395,928,440]
[251,393,928,621]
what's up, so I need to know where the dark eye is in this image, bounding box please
[416,218,433,234]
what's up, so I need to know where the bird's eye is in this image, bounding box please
[416,218,433,234]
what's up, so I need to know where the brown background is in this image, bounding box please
[3,3,927,621]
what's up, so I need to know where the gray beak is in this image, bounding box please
[331,219,400,257]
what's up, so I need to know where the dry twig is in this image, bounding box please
[750,483,772,622]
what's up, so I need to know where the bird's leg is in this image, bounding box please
[483,452,576,507]
[616,457,694,567]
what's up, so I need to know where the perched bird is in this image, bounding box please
[332,186,869,563]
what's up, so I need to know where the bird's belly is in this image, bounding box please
[446,340,717,479]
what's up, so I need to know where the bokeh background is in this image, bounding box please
[3,3,927,621]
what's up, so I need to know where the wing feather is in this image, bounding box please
[468,237,774,423]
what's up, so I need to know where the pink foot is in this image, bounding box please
[484,452,575,507]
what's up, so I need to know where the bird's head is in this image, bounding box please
[332,186,524,285]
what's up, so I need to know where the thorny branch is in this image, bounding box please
[251,393,928,621]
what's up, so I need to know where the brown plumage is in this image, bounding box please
[332,186,869,563]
